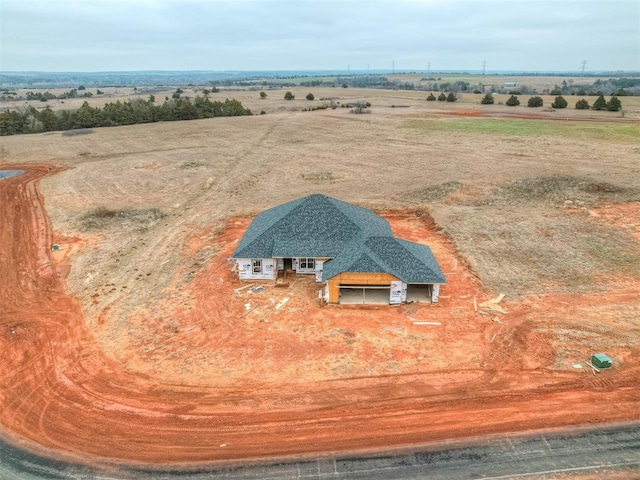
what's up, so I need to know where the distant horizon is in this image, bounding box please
[3,68,639,75]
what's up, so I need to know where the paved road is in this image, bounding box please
[1,423,639,479]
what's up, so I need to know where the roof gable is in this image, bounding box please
[232,194,445,285]
[232,194,392,259]
[322,236,446,284]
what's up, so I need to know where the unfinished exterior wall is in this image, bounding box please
[432,284,440,302]
[235,258,276,281]
[326,272,399,304]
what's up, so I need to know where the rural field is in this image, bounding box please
[1,86,640,467]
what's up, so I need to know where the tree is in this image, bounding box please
[260,91,267,99]
[527,96,543,107]
[480,93,494,104]
[284,91,295,100]
[575,99,590,109]
[38,107,59,132]
[446,92,457,102]
[551,95,568,109]
[506,95,520,106]
[78,85,86,91]
[306,93,314,101]
[437,92,446,101]
[96,89,104,95]
[592,95,607,110]
[426,93,436,101]
[606,95,622,111]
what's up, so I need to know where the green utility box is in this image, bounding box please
[592,353,612,369]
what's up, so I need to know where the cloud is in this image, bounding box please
[1,0,638,71]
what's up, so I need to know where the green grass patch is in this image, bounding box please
[404,118,640,142]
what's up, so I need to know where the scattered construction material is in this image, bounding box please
[51,244,60,252]
[250,286,266,293]
[591,353,612,369]
[573,364,583,369]
[587,362,600,374]
[490,334,497,343]
[479,294,508,314]
[413,321,441,326]
[274,297,290,311]
[234,283,255,293]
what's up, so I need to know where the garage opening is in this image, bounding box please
[406,284,432,303]
[339,284,390,305]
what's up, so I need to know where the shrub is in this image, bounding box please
[575,99,590,109]
[259,91,267,99]
[506,95,520,106]
[284,91,294,100]
[606,95,622,112]
[551,95,568,109]
[306,93,314,101]
[527,96,543,107]
[427,93,436,101]
[592,95,607,110]
[480,93,494,105]
[437,93,446,101]
[446,92,457,102]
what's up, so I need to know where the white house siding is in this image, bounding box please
[236,258,276,280]
[314,261,324,283]
[390,281,403,304]
[432,284,440,303]
[294,257,316,275]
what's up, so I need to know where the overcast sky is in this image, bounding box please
[1,0,638,72]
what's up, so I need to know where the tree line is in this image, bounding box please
[479,93,622,111]
[0,95,252,136]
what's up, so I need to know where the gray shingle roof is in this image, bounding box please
[322,236,446,284]
[232,194,446,285]
[232,194,392,259]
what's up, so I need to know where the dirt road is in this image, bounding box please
[1,165,639,466]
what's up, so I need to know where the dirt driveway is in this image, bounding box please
[1,165,639,465]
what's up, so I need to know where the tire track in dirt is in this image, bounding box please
[1,164,640,466]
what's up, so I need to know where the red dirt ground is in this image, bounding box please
[1,164,639,467]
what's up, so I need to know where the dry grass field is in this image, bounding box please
[1,85,640,464]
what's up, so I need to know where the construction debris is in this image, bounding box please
[413,321,441,326]
[250,286,266,293]
[274,297,290,311]
[586,361,600,373]
[234,283,255,293]
[479,294,508,314]
[490,334,497,343]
